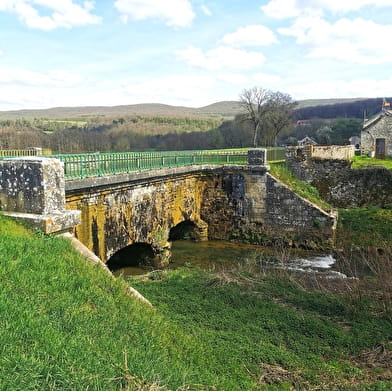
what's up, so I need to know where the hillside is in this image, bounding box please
[0,101,244,120]
[0,97,383,120]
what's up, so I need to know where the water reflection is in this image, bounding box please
[113,240,344,278]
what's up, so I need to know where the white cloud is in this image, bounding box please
[0,71,224,110]
[119,75,217,106]
[262,0,392,19]
[0,67,82,86]
[176,45,265,70]
[220,25,277,47]
[217,73,248,84]
[114,0,195,28]
[286,77,392,100]
[252,72,282,84]
[0,0,101,30]
[261,0,304,19]
[201,4,212,16]
[279,17,392,64]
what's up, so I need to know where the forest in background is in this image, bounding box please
[0,97,387,153]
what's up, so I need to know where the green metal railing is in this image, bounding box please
[53,150,251,179]
[0,148,52,159]
[0,147,285,179]
[266,147,286,162]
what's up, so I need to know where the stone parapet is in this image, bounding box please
[247,148,267,166]
[0,157,80,233]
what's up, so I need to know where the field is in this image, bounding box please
[0,206,391,389]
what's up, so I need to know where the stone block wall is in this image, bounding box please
[264,174,336,244]
[286,149,392,208]
[286,145,354,162]
[200,167,336,247]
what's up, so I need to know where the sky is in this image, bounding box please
[1,0,392,110]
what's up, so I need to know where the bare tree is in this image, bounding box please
[265,91,297,146]
[239,87,271,147]
[239,87,296,147]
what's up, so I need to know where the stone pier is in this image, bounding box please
[0,157,80,233]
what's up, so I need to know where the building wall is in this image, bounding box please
[361,115,392,157]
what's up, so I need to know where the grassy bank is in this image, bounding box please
[1,213,391,389]
[337,207,392,248]
[130,266,392,390]
[269,162,332,211]
[352,156,392,170]
[0,214,218,390]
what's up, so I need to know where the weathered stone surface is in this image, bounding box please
[0,157,81,233]
[286,148,392,208]
[248,148,267,166]
[362,113,392,157]
[66,171,211,264]
[1,210,81,234]
[264,174,337,244]
[0,157,65,214]
[65,166,337,264]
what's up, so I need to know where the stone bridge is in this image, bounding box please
[0,150,337,270]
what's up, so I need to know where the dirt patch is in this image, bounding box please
[258,363,302,386]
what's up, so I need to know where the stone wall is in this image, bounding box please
[66,165,337,265]
[286,145,354,162]
[311,145,355,160]
[264,174,336,244]
[286,149,392,208]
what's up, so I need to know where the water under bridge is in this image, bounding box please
[0,149,336,269]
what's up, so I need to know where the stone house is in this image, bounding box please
[361,100,392,158]
[298,136,317,146]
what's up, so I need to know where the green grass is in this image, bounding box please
[337,207,392,247]
[1,212,391,390]
[352,155,392,170]
[269,162,332,211]
[0,214,219,390]
[130,267,392,390]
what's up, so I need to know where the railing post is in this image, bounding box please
[248,148,267,166]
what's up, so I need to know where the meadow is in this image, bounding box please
[0,207,391,390]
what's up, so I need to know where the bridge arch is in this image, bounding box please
[169,219,208,241]
[106,242,155,272]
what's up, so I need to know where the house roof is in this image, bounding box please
[298,136,317,145]
[362,109,392,130]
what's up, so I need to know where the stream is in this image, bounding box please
[113,240,347,279]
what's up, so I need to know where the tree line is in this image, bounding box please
[0,86,366,153]
[295,97,392,120]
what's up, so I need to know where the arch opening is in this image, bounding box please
[106,243,155,271]
[169,220,200,241]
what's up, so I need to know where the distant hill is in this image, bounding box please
[295,97,366,109]
[0,101,244,119]
[0,97,388,120]
[294,97,390,120]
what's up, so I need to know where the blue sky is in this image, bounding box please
[1,0,392,110]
